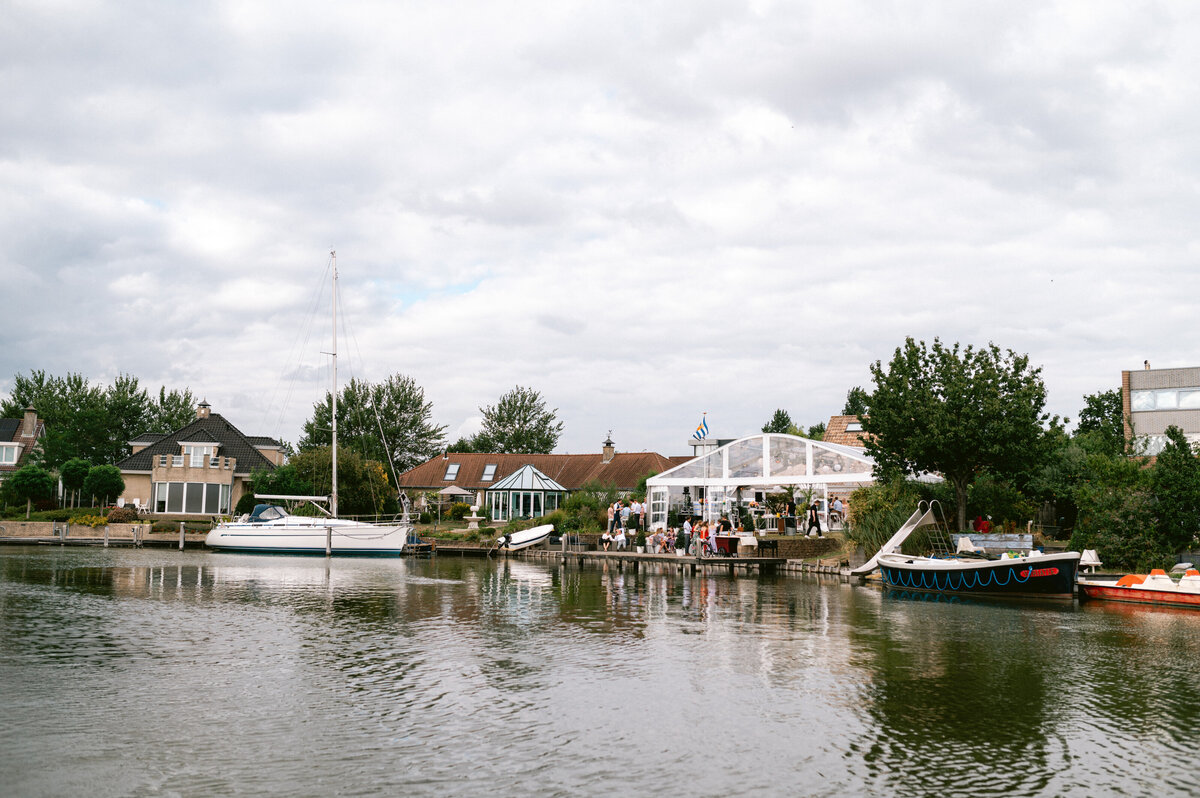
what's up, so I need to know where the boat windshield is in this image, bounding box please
[249,504,288,523]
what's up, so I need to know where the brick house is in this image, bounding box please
[0,407,46,479]
[115,401,283,515]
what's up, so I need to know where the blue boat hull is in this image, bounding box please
[879,552,1080,599]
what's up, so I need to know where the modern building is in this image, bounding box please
[1122,364,1200,455]
[115,402,282,515]
[0,407,46,479]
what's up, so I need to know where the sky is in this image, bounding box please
[4,1,1200,458]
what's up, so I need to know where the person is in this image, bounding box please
[607,503,616,535]
[719,516,732,532]
[601,529,612,551]
[620,502,631,531]
[831,496,844,527]
[682,517,693,539]
[665,528,677,551]
[614,527,626,550]
[785,497,797,519]
[634,499,644,531]
[806,501,823,538]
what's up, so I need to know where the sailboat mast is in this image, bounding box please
[330,250,339,519]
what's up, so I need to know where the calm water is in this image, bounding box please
[1,546,1198,797]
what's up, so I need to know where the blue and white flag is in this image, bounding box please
[692,414,709,441]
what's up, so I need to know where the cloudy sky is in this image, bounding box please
[3,1,1199,457]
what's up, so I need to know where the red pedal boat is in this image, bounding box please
[1078,568,1200,608]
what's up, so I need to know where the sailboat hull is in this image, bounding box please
[206,518,410,555]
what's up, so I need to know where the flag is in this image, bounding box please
[692,414,709,441]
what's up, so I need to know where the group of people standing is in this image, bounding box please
[606,499,645,534]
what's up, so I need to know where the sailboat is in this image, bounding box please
[205,252,413,555]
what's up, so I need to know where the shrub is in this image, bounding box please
[418,511,432,525]
[449,502,470,521]
[234,492,258,516]
[106,506,139,524]
[73,514,109,529]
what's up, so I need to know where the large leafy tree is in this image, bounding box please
[1075,388,1125,457]
[478,386,563,454]
[287,446,398,517]
[863,337,1051,531]
[1151,426,1200,554]
[1,370,196,467]
[299,374,447,476]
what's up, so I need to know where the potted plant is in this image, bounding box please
[635,529,646,553]
[675,531,687,556]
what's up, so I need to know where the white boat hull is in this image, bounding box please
[206,517,410,555]
[497,524,554,552]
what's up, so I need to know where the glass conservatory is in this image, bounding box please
[487,464,567,522]
[645,433,877,530]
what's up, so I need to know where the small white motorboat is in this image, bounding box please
[496,524,554,552]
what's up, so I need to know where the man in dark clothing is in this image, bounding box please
[806,502,823,538]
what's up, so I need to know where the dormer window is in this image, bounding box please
[0,444,18,464]
[846,422,863,432]
[444,463,460,480]
[481,464,497,481]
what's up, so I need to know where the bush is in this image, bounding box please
[106,506,139,523]
[418,512,432,525]
[73,514,109,529]
[234,492,258,516]
[449,502,470,521]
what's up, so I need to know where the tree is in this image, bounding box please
[82,465,125,506]
[807,422,826,440]
[1,370,196,467]
[60,458,91,509]
[287,446,398,517]
[5,464,56,518]
[148,387,198,434]
[843,386,870,416]
[1151,426,1200,554]
[478,386,563,454]
[762,409,794,434]
[299,374,447,475]
[1075,388,1125,457]
[446,432,495,453]
[863,337,1051,531]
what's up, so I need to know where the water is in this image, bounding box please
[2,546,1198,797]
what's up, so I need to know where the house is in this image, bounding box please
[822,415,869,448]
[395,436,690,521]
[0,407,46,479]
[1123,363,1200,455]
[115,401,282,515]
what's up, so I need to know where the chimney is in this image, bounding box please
[602,432,615,463]
[21,407,37,437]
[1144,360,1150,370]
[197,400,211,419]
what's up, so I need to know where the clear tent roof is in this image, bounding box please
[647,433,875,487]
[488,464,567,492]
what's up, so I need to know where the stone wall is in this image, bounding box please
[775,536,841,559]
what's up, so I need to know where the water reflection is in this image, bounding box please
[2,546,1199,797]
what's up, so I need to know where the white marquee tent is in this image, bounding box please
[645,433,878,530]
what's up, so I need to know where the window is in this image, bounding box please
[443,463,460,480]
[846,422,863,432]
[154,481,232,514]
[0,445,17,464]
[481,464,497,481]
[158,454,168,467]
[172,455,184,467]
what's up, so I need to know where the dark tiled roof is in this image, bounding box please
[131,432,168,444]
[115,413,277,474]
[397,451,690,492]
[0,416,45,473]
[0,419,19,442]
[245,436,280,447]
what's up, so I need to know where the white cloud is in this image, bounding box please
[4,0,1200,453]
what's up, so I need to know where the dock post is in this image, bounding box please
[62,522,68,543]
[179,521,185,551]
[326,526,332,557]
[104,525,109,547]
